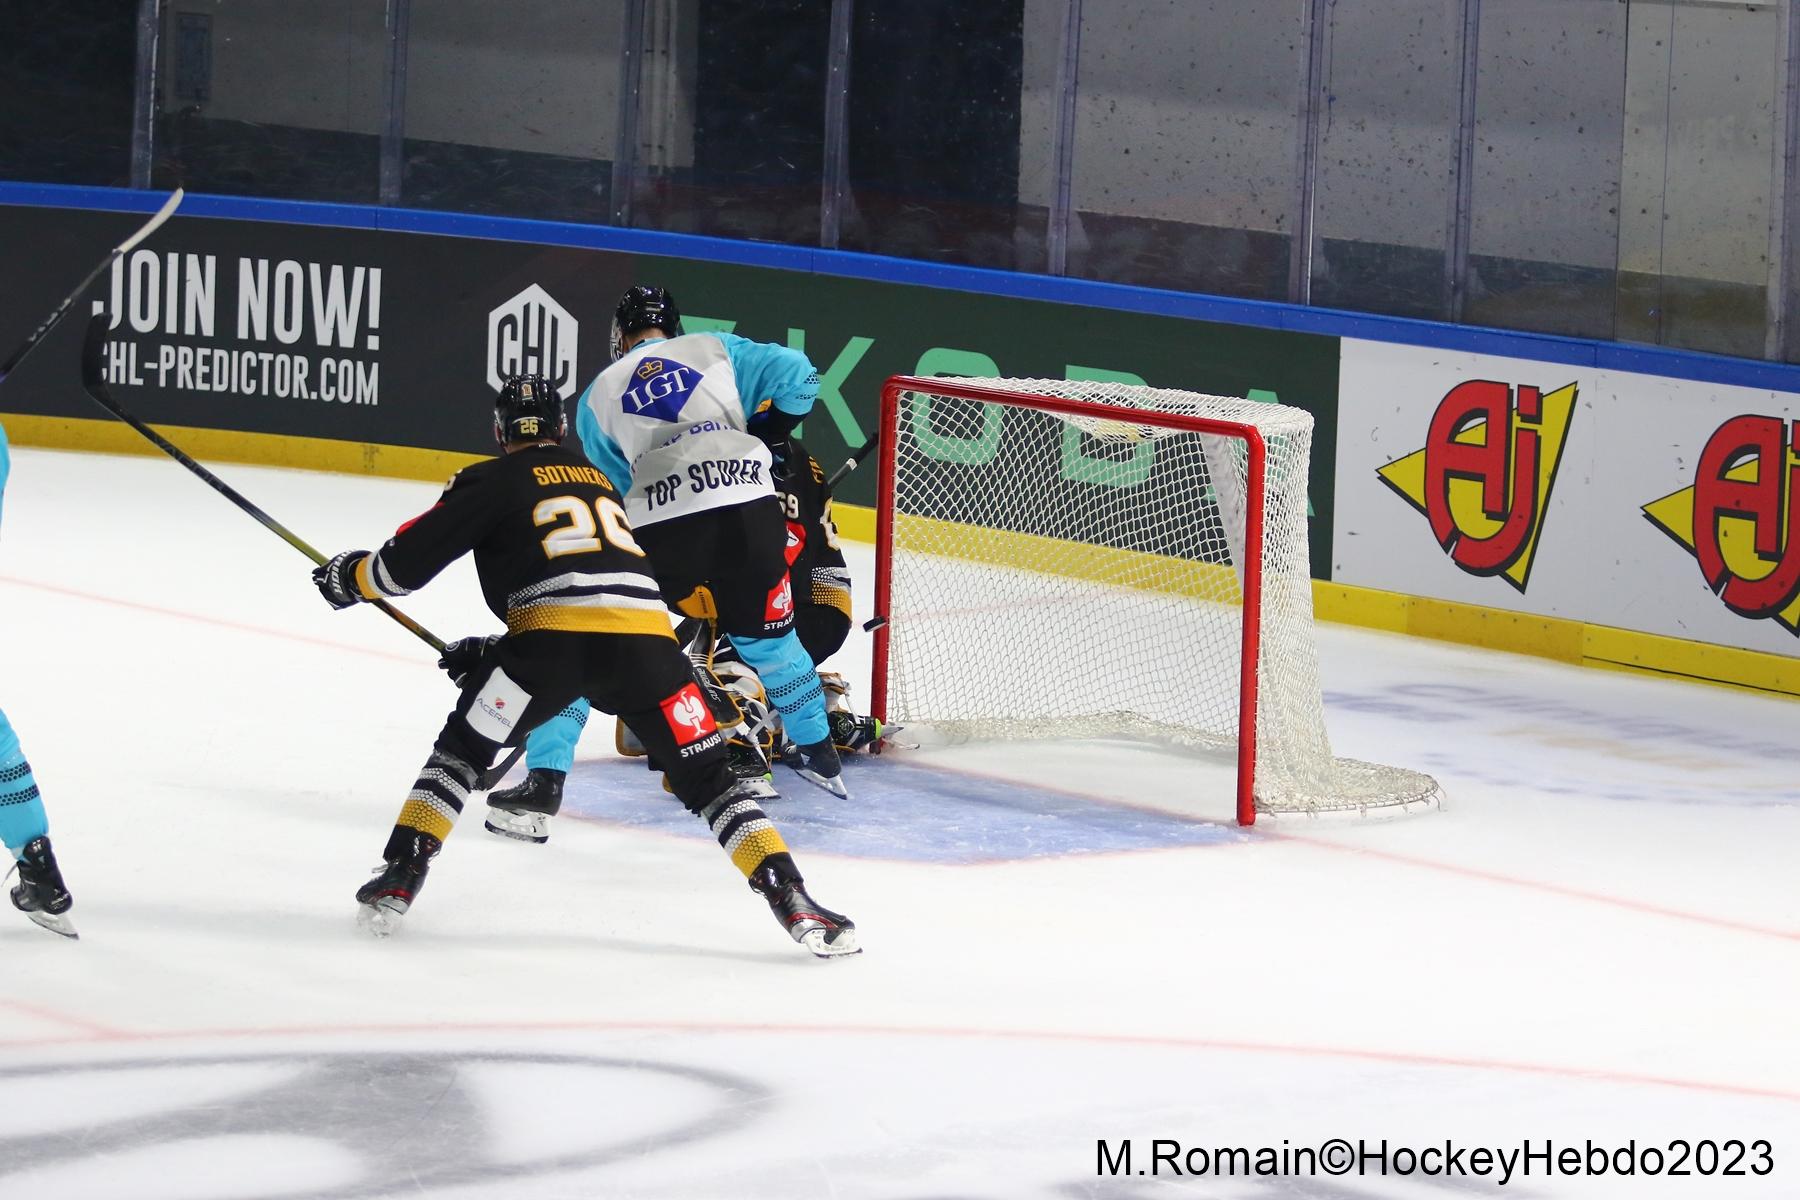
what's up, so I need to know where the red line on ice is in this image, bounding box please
[0,574,422,665]
[0,1018,1793,1104]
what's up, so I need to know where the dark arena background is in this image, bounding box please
[0,2,1795,1197]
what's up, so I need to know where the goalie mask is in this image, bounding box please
[610,284,682,360]
[493,374,567,447]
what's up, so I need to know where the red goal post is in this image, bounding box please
[869,374,1442,826]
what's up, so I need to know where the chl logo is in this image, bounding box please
[621,357,703,422]
[487,284,578,394]
[660,683,718,746]
[1643,415,1800,634]
[1377,379,1578,592]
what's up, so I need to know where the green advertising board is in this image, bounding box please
[650,259,1340,575]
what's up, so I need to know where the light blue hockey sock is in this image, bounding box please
[0,707,49,857]
[524,700,589,774]
[731,631,829,746]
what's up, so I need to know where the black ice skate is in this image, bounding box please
[784,735,848,798]
[726,731,777,798]
[8,836,77,939]
[355,830,441,936]
[484,768,564,844]
[828,710,893,753]
[749,862,860,958]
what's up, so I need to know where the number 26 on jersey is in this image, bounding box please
[534,495,645,559]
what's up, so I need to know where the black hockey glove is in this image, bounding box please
[438,635,501,687]
[767,435,797,485]
[749,404,802,455]
[312,550,371,610]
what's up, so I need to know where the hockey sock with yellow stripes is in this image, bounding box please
[700,785,795,879]
[385,749,478,857]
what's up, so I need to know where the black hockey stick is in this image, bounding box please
[79,314,445,652]
[78,313,529,789]
[0,189,184,388]
[825,434,879,490]
[822,437,886,633]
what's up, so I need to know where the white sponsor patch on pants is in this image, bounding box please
[465,664,532,743]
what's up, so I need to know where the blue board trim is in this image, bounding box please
[7,180,1799,393]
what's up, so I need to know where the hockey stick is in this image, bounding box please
[825,434,879,490]
[822,438,887,634]
[0,189,184,387]
[79,314,445,651]
[78,313,530,789]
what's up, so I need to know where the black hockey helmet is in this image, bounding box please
[493,374,567,447]
[611,284,681,360]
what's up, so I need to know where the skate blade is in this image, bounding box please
[484,809,550,844]
[788,763,849,798]
[356,897,408,938]
[875,724,917,751]
[26,909,79,939]
[800,926,861,958]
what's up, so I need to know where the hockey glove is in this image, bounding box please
[313,550,371,610]
[767,436,796,485]
[438,634,500,687]
[749,405,802,456]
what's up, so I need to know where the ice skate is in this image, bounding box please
[354,831,440,936]
[8,836,77,939]
[749,862,860,958]
[784,735,848,798]
[726,730,778,798]
[828,709,894,753]
[484,768,564,844]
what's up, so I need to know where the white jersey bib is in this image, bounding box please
[585,334,775,526]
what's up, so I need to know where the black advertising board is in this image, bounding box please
[0,203,1341,573]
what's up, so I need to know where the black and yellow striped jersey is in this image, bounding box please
[360,443,673,639]
[778,438,851,619]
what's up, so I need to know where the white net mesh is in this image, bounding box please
[880,377,1441,818]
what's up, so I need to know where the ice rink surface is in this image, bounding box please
[0,446,1795,1199]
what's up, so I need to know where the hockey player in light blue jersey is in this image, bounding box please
[483,286,846,843]
[0,419,77,937]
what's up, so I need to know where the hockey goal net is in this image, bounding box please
[871,375,1442,824]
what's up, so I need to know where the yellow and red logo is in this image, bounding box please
[1376,379,1577,592]
[1643,415,1800,634]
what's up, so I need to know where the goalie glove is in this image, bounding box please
[438,635,501,687]
[312,550,372,610]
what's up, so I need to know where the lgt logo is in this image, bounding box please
[1643,415,1800,633]
[1376,379,1577,592]
[487,284,578,394]
[620,358,702,421]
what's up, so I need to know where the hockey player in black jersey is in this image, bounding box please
[485,435,888,835]
[312,375,858,957]
[660,435,886,769]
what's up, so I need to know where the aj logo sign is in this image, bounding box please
[1643,415,1800,634]
[1377,379,1577,592]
